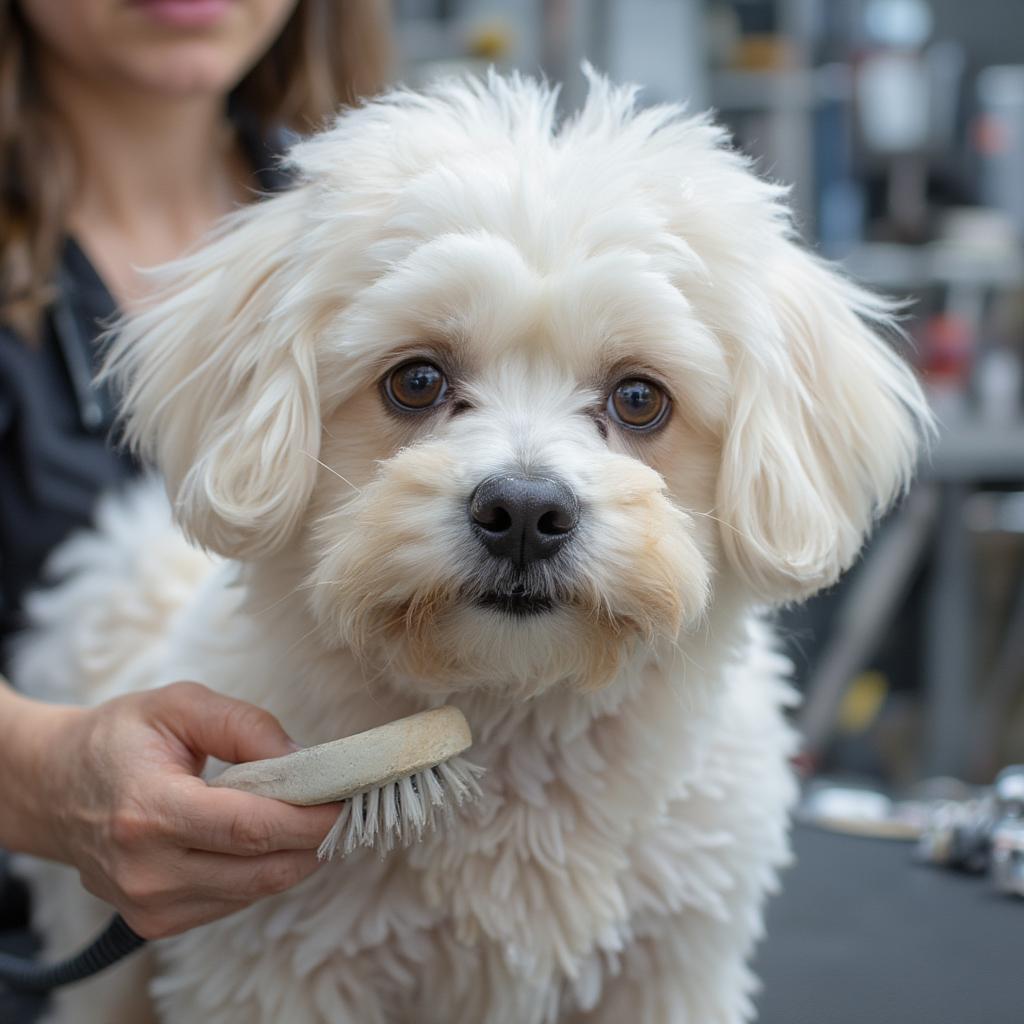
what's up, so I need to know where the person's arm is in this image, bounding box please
[0,681,77,857]
[0,677,340,939]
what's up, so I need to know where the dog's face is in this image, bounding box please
[305,235,723,692]
[111,73,931,696]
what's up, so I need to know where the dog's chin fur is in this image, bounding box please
[13,70,932,1024]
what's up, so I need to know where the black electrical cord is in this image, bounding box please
[0,913,145,992]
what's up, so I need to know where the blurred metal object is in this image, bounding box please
[915,795,993,873]
[993,765,1024,812]
[977,66,1024,238]
[971,580,1024,782]
[907,766,1024,896]
[991,766,1024,897]
[991,820,1024,897]
[798,781,930,840]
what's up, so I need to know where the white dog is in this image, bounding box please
[15,71,930,1024]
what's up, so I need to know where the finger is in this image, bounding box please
[114,851,322,938]
[150,682,299,765]
[182,848,323,903]
[166,780,342,855]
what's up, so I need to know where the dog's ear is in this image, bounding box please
[106,188,323,559]
[715,243,932,602]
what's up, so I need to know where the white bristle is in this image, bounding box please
[317,755,485,861]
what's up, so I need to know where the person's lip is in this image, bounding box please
[131,0,235,30]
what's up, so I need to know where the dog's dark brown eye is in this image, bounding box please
[385,361,447,411]
[608,378,669,430]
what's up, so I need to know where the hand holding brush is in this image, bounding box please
[0,677,480,992]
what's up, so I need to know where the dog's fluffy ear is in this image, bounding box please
[105,188,322,559]
[715,243,933,602]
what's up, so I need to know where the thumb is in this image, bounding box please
[151,682,299,767]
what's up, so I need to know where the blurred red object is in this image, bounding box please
[917,312,974,386]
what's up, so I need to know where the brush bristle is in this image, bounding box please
[317,756,485,861]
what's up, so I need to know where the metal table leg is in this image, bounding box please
[923,482,974,778]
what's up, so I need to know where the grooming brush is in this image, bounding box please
[211,705,484,860]
[0,706,482,993]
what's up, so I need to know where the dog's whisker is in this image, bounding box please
[249,576,331,616]
[661,649,697,714]
[309,510,368,558]
[685,507,761,548]
[250,589,305,617]
[668,626,709,675]
[250,576,354,616]
[284,619,327,658]
[299,450,363,494]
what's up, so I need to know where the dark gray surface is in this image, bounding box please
[756,824,1022,1024]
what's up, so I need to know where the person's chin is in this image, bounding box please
[114,47,249,100]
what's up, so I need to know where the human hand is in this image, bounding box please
[10,681,340,938]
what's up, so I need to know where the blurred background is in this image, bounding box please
[392,0,1024,795]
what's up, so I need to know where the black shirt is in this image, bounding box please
[0,239,136,674]
[0,134,291,675]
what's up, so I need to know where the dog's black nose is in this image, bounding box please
[469,474,579,564]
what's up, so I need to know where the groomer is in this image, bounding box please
[0,0,389,940]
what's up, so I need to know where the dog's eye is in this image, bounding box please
[608,378,669,431]
[385,361,448,411]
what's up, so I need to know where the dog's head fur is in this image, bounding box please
[108,72,931,696]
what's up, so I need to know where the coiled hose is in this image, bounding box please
[0,913,145,992]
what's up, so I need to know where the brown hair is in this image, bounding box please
[0,0,391,340]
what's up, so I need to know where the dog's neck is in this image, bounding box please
[232,553,758,759]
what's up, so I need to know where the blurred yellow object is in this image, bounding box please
[838,671,890,734]
[733,34,794,72]
[466,21,513,62]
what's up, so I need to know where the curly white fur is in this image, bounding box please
[13,69,931,1024]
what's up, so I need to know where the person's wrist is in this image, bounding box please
[0,692,84,860]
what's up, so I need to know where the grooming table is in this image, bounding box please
[756,824,1020,1024]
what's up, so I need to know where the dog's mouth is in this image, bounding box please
[475,587,554,617]
[463,561,569,618]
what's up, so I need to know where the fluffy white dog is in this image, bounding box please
[15,72,930,1023]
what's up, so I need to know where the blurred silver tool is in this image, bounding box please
[915,794,994,873]
[991,767,1024,897]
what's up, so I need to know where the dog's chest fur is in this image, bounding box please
[136,564,797,1024]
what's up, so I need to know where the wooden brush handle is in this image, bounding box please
[209,706,472,806]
